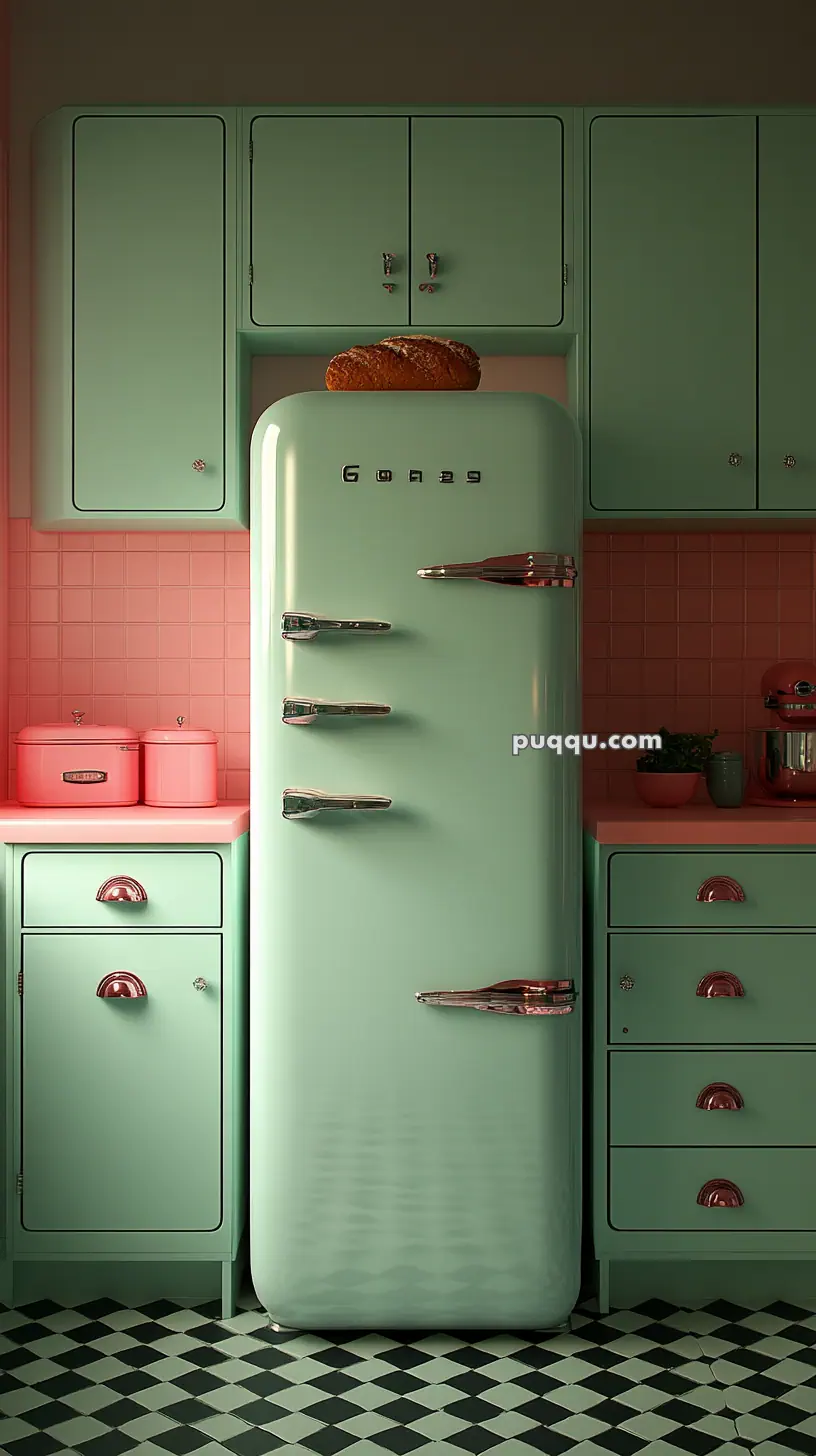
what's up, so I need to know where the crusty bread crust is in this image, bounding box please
[325,335,480,391]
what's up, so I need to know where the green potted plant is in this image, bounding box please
[635,728,719,808]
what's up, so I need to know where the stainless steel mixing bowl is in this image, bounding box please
[750,728,816,798]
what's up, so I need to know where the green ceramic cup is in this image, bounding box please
[705,751,745,808]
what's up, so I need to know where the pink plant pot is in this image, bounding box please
[635,771,700,808]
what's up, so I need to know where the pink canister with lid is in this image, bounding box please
[16,710,140,806]
[141,717,218,807]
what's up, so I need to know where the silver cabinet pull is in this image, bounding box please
[416,978,577,1015]
[417,553,577,588]
[283,789,392,819]
[281,612,392,641]
[282,698,391,725]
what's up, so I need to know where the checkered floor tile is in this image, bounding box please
[2,1293,816,1455]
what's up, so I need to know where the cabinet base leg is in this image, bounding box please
[221,1256,242,1320]
[597,1259,611,1315]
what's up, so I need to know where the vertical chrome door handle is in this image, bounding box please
[417,553,577,588]
[282,790,392,819]
[281,613,392,641]
[282,698,392,725]
[415,978,577,1015]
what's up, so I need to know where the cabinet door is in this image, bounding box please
[250,117,409,327]
[72,116,226,514]
[759,117,816,510]
[589,116,756,513]
[21,934,221,1232]
[410,117,564,327]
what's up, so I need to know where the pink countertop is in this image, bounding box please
[586,801,816,845]
[0,802,250,843]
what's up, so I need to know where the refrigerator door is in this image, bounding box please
[250,391,581,1328]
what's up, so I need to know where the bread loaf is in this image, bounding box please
[325,335,480,392]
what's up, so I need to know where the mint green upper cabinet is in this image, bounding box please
[21,933,221,1232]
[588,116,756,514]
[33,109,246,530]
[249,117,409,327]
[759,117,816,511]
[410,118,564,328]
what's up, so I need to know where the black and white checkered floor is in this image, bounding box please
[2,1292,815,1456]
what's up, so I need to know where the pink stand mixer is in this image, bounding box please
[751,660,816,804]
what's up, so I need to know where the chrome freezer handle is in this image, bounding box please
[416,978,577,1015]
[417,553,577,588]
[283,789,392,819]
[282,697,392,725]
[281,612,392,640]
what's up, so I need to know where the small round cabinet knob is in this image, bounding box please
[696,876,745,903]
[783,455,797,468]
[696,1082,744,1110]
[728,453,743,467]
[192,459,206,472]
[193,977,208,991]
[697,1178,744,1208]
[696,972,745,998]
[96,876,148,904]
[96,971,147,999]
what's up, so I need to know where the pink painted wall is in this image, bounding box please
[583,530,816,802]
[9,522,249,802]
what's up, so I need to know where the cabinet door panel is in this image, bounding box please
[589,116,756,513]
[410,117,564,327]
[72,116,226,514]
[250,117,409,327]
[759,117,816,510]
[22,934,222,1231]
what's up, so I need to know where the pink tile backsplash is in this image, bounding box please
[8,520,250,802]
[583,530,816,803]
[11,520,816,810]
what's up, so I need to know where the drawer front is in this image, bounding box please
[609,933,812,1044]
[21,851,222,928]
[609,851,816,927]
[610,1050,816,1146]
[610,1147,816,1231]
[21,933,222,1232]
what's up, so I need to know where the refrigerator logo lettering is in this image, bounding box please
[341,466,481,484]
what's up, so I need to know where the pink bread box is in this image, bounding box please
[16,710,140,807]
[141,717,218,808]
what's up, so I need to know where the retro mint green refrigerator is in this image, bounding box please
[250,390,581,1329]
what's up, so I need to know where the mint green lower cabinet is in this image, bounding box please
[610,1051,816,1146]
[3,838,248,1315]
[611,1150,816,1232]
[609,934,813,1044]
[586,836,816,1313]
[22,934,221,1233]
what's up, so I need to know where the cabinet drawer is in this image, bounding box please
[609,851,816,926]
[21,851,222,928]
[610,1051,816,1146]
[21,933,221,1232]
[609,933,811,1044]
[610,1148,816,1231]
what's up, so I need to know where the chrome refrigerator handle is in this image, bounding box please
[281,613,392,640]
[416,978,577,1015]
[417,553,577,588]
[283,789,392,819]
[282,698,392,726]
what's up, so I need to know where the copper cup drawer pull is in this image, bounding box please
[696,1082,744,1111]
[696,875,745,903]
[696,972,744,998]
[96,971,147,999]
[697,1178,744,1208]
[96,876,148,904]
